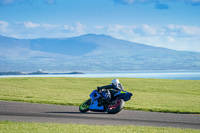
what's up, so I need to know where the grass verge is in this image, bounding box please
[0,77,200,114]
[0,121,200,133]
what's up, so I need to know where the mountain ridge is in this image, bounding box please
[0,34,200,72]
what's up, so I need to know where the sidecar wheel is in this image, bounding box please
[79,99,91,113]
[107,99,125,114]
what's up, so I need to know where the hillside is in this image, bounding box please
[0,34,200,72]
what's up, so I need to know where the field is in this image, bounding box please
[1,121,200,133]
[0,77,200,114]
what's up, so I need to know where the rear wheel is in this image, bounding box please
[106,99,125,114]
[79,99,91,113]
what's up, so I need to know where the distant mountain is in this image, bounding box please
[0,34,200,72]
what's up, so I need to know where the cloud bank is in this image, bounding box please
[96,23,200,52]
[0,21,87,38]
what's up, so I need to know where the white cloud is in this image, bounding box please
[41,23,59,29]
[0,20,9,32]
[24,21,40,29]
[64,22,86,34]
[167,36,175,43]
[64,25,74,31]
[141,24,157,35]
[178,25,200,36]
[0,20,8,28]
[74,22,86,33]
[166,24,200,36]
[106,24,136,34]
[95,25,106,30]
[104,24,161,36]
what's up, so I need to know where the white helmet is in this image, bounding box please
[111,79,120,84]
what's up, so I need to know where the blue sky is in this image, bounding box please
[0,0,200,52]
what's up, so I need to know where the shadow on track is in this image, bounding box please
[45,111,107,115]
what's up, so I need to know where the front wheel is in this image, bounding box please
[79,99,91,113]
[106,99,125,114]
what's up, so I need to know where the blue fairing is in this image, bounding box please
[89,100,104,110]
[89,90,100,101]
[114,91,132,101]
[89,90,104,111]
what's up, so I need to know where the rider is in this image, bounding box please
[97,79,124,103]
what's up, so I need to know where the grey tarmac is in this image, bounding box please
[0,101,199,129]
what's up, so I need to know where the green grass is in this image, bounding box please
[0,121,199,133]
[0,77,200,114]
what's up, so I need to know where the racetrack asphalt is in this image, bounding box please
[0,101,199,129]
